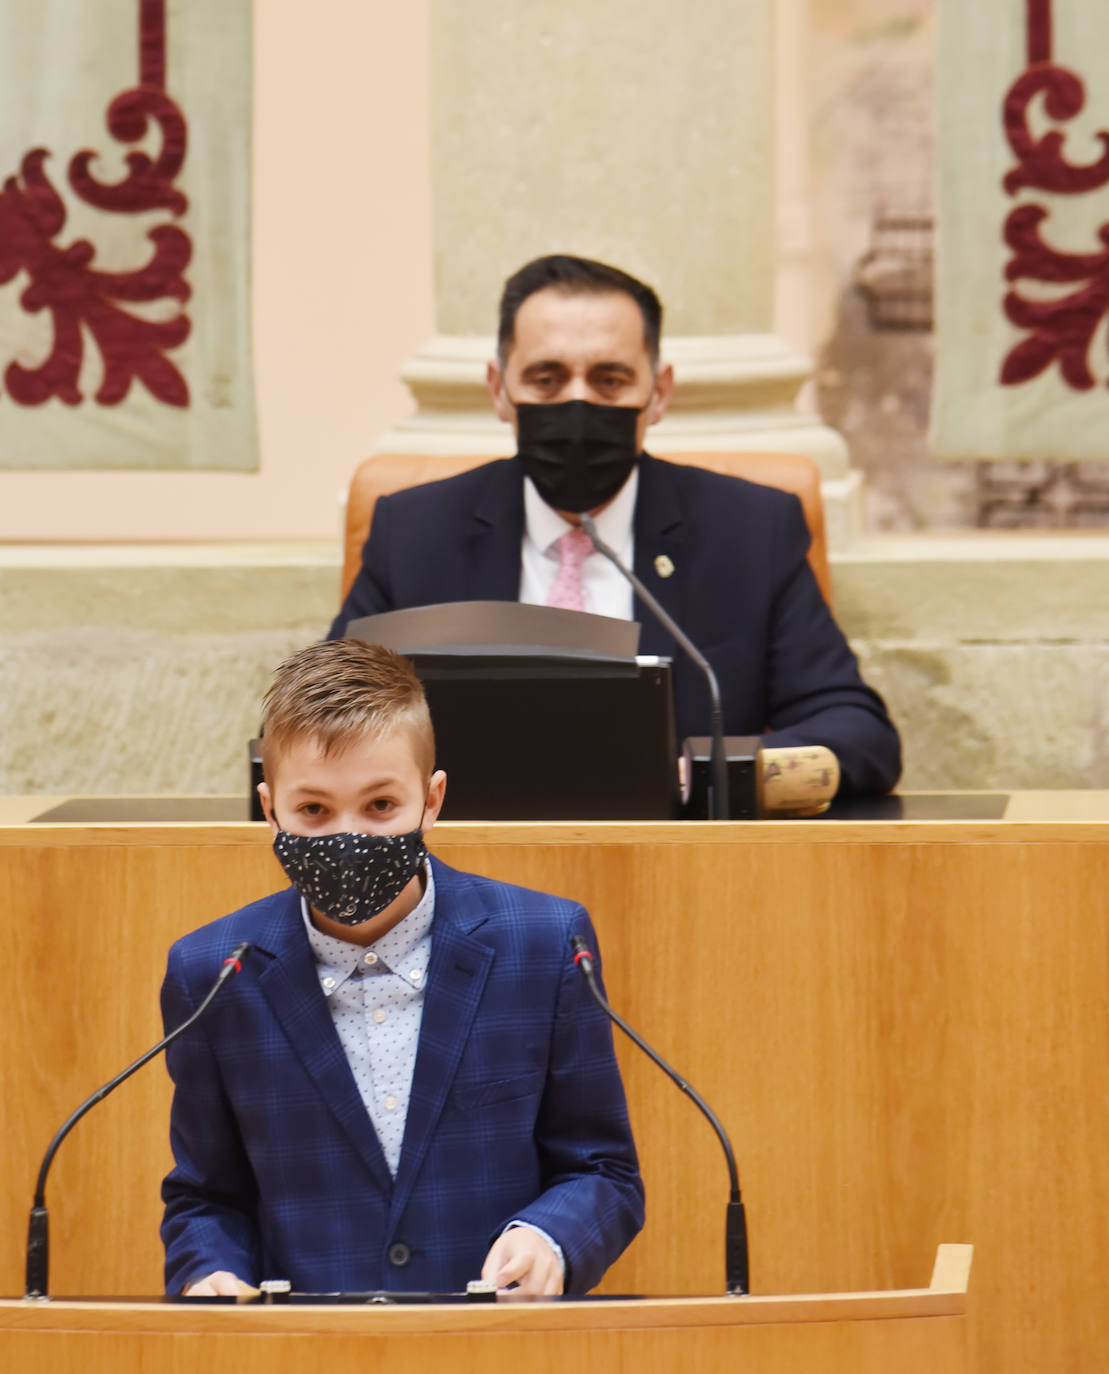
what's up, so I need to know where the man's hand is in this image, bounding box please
[481,1228,564,1296]
[183,1270,252,1297]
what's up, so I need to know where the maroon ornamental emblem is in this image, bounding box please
[0,0,192,407]
[1000,0,1109,391]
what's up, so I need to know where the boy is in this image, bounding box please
[160,639,643,1296]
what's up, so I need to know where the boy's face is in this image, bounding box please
[258,727,446,841]
[257,728,447,945]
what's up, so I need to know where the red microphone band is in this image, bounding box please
[573,949,594,967]
[222,956,242,974]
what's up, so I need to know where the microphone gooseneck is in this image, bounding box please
[24,941,251,1301]
[570,935,749,1296]
[578,513,729,820]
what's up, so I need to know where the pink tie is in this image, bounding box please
[546,526,594,612]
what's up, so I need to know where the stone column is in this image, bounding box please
[379,0,858,544]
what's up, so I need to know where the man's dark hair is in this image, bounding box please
[497,254,663,368]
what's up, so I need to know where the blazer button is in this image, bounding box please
[387,1241,412,1268]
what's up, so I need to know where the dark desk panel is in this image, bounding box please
[28,792,1010,825]
[823,792,1009,821]
[31,796,252,823]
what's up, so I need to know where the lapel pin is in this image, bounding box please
[654,554,675,579]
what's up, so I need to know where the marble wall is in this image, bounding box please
[5,542,1107,797]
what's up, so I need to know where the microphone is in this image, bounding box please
[25,941,251,1300]
[570,935,749,1296]
[579,513,729,820]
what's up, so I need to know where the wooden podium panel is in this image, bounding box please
[0,812,1106,1373]
[0,1245,972,1374]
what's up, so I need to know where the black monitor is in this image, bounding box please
[346,602,679,821]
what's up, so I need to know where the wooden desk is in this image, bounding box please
[1,803,1106,1372]
[0,1244,972,1374]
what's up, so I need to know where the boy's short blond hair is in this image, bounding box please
[261,640,435,783]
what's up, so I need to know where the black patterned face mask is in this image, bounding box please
[272,828,428,926]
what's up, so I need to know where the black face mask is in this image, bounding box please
[272,828,428,926]
[514,399,641,513]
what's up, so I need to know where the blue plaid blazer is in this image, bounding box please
[160,857,644,1295]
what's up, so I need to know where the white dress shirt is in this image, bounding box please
[519,468,638,620]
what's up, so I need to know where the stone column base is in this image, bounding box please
[376,333,859,545]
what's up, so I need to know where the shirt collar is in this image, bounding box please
[523,465,639,557]
[301,859,436,987]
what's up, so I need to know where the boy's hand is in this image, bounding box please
[481,1228,564,1296]
[183,1270,252,1297]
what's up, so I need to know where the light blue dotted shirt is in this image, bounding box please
[301,864,435,1175]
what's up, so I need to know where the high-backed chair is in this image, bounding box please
[341,450,832,607]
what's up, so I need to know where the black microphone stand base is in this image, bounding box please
[25,1205,50,1300]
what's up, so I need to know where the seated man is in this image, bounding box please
[331,254,900,796]
[161,639,643,1296]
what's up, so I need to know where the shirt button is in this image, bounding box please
[387,1241,411,1268]
[322,976,335,990]
[364,952,378,966]
[373,1008,387,1024]
[384,1095,397,1111]
[409,969,422,982]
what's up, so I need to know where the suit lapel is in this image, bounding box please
[463,459,526,601]
[632,454,686,660]
[389,862,493,1227]
[253,891,394,1198]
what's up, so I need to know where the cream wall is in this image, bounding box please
[0,0,433,542]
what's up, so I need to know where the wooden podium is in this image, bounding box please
[6,804,1105,1370]
[0,1245,972,1374]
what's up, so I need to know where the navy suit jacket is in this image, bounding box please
[330,455,901,795]
[160,858,643,1295]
